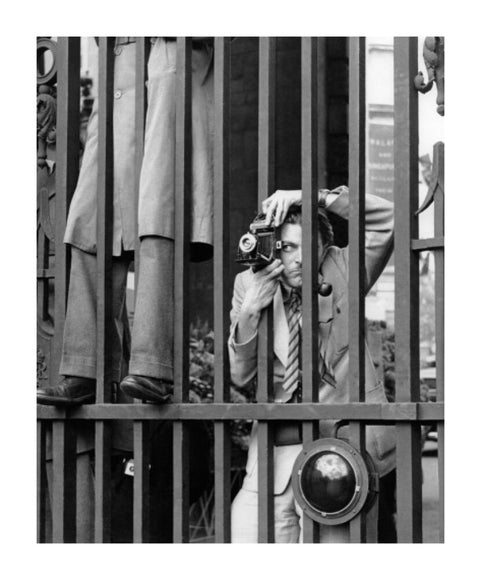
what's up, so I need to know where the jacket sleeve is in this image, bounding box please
[228,272,259,387]
[327,186,394,292]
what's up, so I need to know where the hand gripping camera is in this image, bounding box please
[236,212,333,296]
[236,213,281,271]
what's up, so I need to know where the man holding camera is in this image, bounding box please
[228,186,396,543]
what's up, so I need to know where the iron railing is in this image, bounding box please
[37,36,444,543]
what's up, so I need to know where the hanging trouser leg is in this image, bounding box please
[59,246,131,382]
[128,236,174,382]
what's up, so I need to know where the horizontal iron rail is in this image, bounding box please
[411,237,444,251]
[37,402,444,422]
[37,268,55,279]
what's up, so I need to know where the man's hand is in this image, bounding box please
[235,259,284,343]
[242,259,285,314]
[262,190,302,227]
[262,188,343,227]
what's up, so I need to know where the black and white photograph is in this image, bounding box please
[4,1,480,576]
[35,32,443,544]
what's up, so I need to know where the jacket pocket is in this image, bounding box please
[330,296,348,354]
[368,424,396,462]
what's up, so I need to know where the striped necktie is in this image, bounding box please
[283,289,302,396]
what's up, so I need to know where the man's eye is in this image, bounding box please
[281,244,294,252]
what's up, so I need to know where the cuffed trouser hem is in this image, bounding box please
[59,356,97,380]
[60,356,123,383]
[59,247,130,383]
[127,357,173,382]
[128,237,174,381]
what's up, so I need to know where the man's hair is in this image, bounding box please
[283,206,334,247]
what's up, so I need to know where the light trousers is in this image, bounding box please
[60,236,174,382]
[231,480,377,543]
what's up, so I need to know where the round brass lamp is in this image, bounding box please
[292,438,378,526]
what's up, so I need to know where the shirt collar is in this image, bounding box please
[281,282,302,304]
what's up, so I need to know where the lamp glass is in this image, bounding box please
[300,450,357,514]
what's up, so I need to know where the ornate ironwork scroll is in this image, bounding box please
[414,36,444,116]
[416,141,444,215]
[37,37,58,388]
[415,37,445,215]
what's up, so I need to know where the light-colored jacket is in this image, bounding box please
[64,38,214,259]
[228,188,396,495]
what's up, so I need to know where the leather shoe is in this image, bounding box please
[120,375,173,404]
[37,376,96,406]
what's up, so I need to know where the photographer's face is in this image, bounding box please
[279,223,325,289]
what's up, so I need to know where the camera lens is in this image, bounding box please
[239,233,257,253]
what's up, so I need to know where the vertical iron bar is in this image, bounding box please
[37,421,47,542]
[348,36,368,543]
[394,36,422,543]
[50,36,81,544]
[51,421,77,542]
[301,36,320,544]
[54,37,81,383]
[437,421,445,543]
[316,37,328,188]
[257,36,276,544]
[37,46,45,74]
[132,37,150,544]
[173,37,192,543]
[94,36,115,543]
[213,37,232,543]
[37,230,50,325]
[133,422,150,543]
[433,142,444,542]
[133,37,149,260]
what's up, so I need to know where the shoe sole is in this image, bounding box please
[120,382,172,404]
[37,393,96,406]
